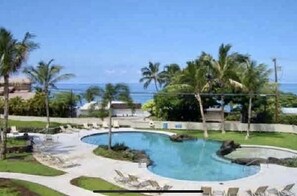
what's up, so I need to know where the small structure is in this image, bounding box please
[78,101,146,117]
[0,77,35,100]
[281,107,297,115]
[204,108,224,122]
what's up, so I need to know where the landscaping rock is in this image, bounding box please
[231,158,266,166]
[217,140,241,156]
[169,134,197,142]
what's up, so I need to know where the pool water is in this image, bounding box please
[82,131,260,181]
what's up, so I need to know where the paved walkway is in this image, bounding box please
[2,128,297,196]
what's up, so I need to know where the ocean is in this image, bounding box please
[55,83,297,105]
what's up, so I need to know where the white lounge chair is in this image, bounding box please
[67,124,80,132]
[268,183,295,196]
[60,126,72,134]
[113,120,120,128]
[114,170,129,184]
[225,187,239,196]
[246,186,268,196]
[201,186,212,196]
[102,121,109,129]
[83,123,92,130]
[92,122,101,129]
[148,180,172,191]
[11,126,20,135]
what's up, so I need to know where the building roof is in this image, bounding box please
[0,77,31,84]
[281,107,297,114]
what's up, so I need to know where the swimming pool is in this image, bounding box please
[82,131,260,181]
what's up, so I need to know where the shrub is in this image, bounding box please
[279,115,297,125]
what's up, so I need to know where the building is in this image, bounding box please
[281,107,297,115]
[78,101,149,117]
[0,77,35,100]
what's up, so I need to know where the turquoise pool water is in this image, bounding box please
[82,131,260,181]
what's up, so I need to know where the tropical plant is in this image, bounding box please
[172,57,210,137]
[23,59,74,131]
[83,86,102,103]
[100,83,132,150]
[139,62,163,91]
[239,60,270,139]
[50,91,80,117]
[203,44,247,133]
[160,63,181,87]
[0,27,38,159]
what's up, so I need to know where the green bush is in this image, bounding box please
[279,115,297,125]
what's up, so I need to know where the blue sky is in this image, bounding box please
[0,0,297,83]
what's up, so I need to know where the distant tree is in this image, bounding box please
[173,57,210,137]
[203,44,247,134]
[0,27,38,159]
[83,86,102,103]
[239,60,271,139]
[160,64,181,87]
[23,60,74,132]
[140,62,163,91]
[100,83,132,150]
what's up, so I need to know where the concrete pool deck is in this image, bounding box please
[2,128,297,195]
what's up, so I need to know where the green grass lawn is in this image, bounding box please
[166,129,297,150]
[8,119,62,128]
[0,153,65,176]
[7,138,27,147]
[0,178,65,196]
[70,176,144,196]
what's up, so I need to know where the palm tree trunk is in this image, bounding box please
[45,88,50,133]
[0,75,9,160]
[154,80,159,92]
[195,93,208,138]
[108,101,112,150]
[221,94,225,134]
[246,95,252,140]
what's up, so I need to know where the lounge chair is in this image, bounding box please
[127,174,140,187]
[113,120,120,128]
[102,121,109,129]
[60,126,72,134]
[83,123,92,130]
[11,126,20,135]
[92,122,101,129]
[114,170,129,184]
[67,124,80,132]
[148,180,172,191]
[201,186,213,196]
[268,183,295,196]
[225,187,239,196]
[246,186,268,196]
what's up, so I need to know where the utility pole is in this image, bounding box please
[273,58,279,122]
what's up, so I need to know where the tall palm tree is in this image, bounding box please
[100,83,132,150]
[160,63,181,87]
[173,58,210,138]
[204,44,246,134]
[23,60,74,131]
[139,62,163,91]
[83,86,102,102]
[240,60,270,139]
[0,28,38,159]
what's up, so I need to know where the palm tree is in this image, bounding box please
[160,63,181,87]
[100,83,132,150]
[83,86,102,102]
[139,62,163,91]
[23,60,74,131]
[204,44,246,134]
[0,28,38,159]
[173,58,209,138]
[240,60,270,139]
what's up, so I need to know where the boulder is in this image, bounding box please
[217,140,241,156]
[169,134,197,142]
[231,158,266,166]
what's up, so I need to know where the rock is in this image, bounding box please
[231,158,266,166]
[217,140,241,156]
[169,134,197,142]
